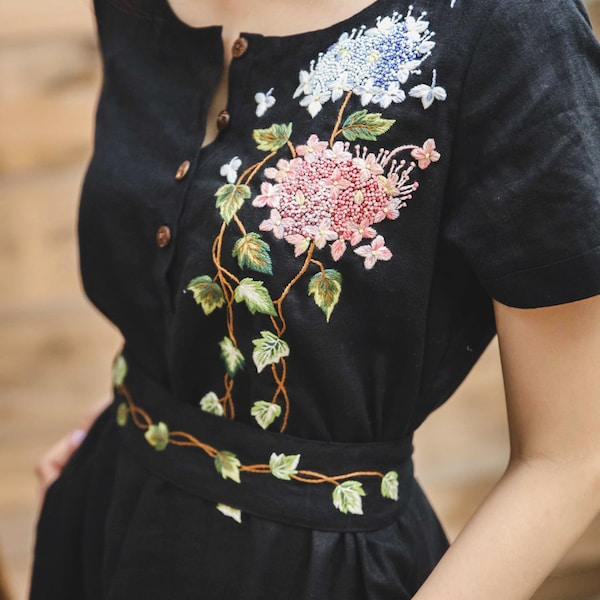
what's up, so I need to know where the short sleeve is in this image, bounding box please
[443,0,600,308]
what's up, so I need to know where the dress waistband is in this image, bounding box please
[113,353,415,532]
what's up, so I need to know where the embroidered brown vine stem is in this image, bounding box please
[233,215,247,236]
[310,258,326,276]
[222,374,235,419]
[119,384,392,489]
[286,140,297,158]
[276,244,316,308]
[269,358,290,432]
[243,151,278,185]
[330,91,353,147]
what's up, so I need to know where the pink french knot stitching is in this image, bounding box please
[255,137,440,267]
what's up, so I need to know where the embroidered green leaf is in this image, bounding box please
[187,276,225,315]
[219,337,246,377]
[340,110,395,142]
[381,471,399,501]
[144,422,169,452]
[269,452,301,481]
[214,183,251,224]
[214,450,242,483]
[308,269,342,323]
[199,391,224,417]
[234,278,277,316]
[332,481,366,515]
[116,402,129,427]
[253,123,293,152]
[251,401,282,430]
[216,503,242,524]
[232,232,273,275]
[112,354,128,387]
[252,331,290,373]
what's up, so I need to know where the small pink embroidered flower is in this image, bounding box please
[324,141,353,163]
[253,182,282,208]
[374,199,403,223]
[380,172,401,197]
[264,158,302,182]
[296,135,329,162]
[411,139,441,170]
[259,209,294,239]
[353,153,384,181]
[331,238,347,261]
[285,234,312,257]
[348,219,377,246]
[322,167,352,200]
[354,235,393,270]
[303,218,338,249]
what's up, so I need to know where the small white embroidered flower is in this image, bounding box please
[409,69,447,109]
[293,70,314,99]
[299,89,332,118]
[259,209,294,239]
[252,182,282,208]
[219,156,242,184]
[405,16,430,40]
[397,59,423,84]
[254,88,276,117]
[353,78,379,106]
[411,138,441,169]
[374,82,406,109]
[418,40,436,54]
[354,235,393,269]
[366,15,395,36]
[330,72,350,103]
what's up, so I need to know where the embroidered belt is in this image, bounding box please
[113,352,415,532]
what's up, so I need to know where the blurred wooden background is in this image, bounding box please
[1,1,599,598]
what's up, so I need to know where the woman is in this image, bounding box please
[32,0,600,598]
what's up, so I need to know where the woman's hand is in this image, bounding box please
[35,398,110,505]
[414,294,600,599]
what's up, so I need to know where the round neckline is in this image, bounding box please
[160,0,387,42]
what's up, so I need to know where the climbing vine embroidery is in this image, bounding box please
[186,9,444,433]
[114,356,399,519]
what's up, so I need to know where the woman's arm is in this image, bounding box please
[413,294,600,599]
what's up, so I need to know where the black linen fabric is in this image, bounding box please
[31,0,600,598]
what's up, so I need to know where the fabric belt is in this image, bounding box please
[114,352,415,532]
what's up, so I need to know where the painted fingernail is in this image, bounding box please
[70,429,87,446]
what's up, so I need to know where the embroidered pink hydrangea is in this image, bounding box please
[254,136,439,269]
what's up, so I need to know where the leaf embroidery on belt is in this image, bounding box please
[114,362,400,518]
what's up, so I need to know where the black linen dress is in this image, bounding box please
[31,0,600,598]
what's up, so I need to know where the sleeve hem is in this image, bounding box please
[481,244,600,309]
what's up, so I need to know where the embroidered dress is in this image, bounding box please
[31,0,600,598]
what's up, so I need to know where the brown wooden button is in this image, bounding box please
[175,160,190,180]
[156,225,171,248]
[231,36,249,58]
[216,109,230,131]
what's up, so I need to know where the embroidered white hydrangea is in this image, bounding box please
[294,8,442,115]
